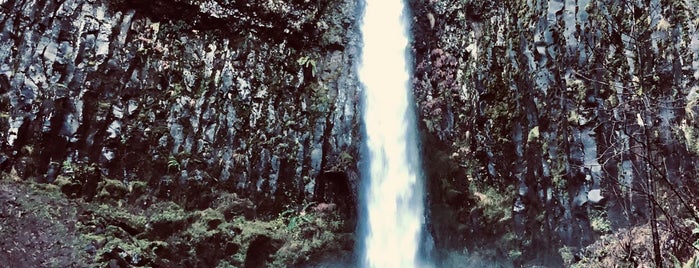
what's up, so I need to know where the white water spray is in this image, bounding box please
[359,0,428,267]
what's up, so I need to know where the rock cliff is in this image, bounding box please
[409,0,699,266]
[5,0,699,266]
[0,0,361,215]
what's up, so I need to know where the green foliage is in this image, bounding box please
[94,178,129,203]
[278,208,306,230]
[167,83,185,99]
[671,254,699,268]
[471,185,513,226]
[52,82,68,90]
[185,208,226,240]
[689,220,699,250]
[567,110,580,125]
[297,56,317,77]
[330,151,355,171]
[167,155,181,172]
[559,246,576,266]
[590,211,612,234]
[339,151,353,163]
[61,160,75,175]
[308,83,331,113]
[526,126,540,143]
[277,202,317,231]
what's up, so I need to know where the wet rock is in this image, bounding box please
[410,0,699,264]
[0,0,362,217]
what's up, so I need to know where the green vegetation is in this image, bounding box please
[297,55,317,77]
[167,155,181,173]
[412,0,699,265]
[589,211,612,234]
[3,172,351,267]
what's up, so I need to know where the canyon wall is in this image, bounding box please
[0,0,361,215]
[410,0,699,266]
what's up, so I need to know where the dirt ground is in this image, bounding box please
[0,177,92,267]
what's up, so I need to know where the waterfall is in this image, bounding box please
[359,0,428,267]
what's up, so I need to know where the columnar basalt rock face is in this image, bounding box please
[7,0,699,266]
[0,0,361,214]
[410,0,699,266]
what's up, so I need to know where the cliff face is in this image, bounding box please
[410,0,699,266]
[0,0,361,214]
[6,0,699,266]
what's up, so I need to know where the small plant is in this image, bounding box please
[590,211,612,234]
[287,212,311,231]
[167,156,180,172]
[297,56,317,77]
[61,160,75,175]
[527,126,540,143]
[332,152,354,171]
[277,203,319,231]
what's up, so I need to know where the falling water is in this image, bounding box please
[359,0,427,267]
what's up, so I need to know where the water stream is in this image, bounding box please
[359,0,428,267]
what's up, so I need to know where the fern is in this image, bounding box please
[167,156,180,172]
[297,56,317,77]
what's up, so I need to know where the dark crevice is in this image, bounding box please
[243,235,276,268]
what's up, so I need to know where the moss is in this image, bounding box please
[3,175,354,267]
[95,178,129,202]
[22,181,76,221]
[209,204,350,267]
[559,246,576,266]
[227,219,283,265]
[235,218,282,240]
[128,181,148,197]
[32,179,62,193]
[53,175,73,188]
[186,208,226,239]
[145,202,190,238]
[175,209,243,267]
[213,192,255,220]
[527,126,540,143]
[271,212,348,266]
[93,235,169,266]
[472,186,513,226]
[94,204,147,233]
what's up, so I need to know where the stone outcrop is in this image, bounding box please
[0,0,361,214]
[409,0,699,266]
